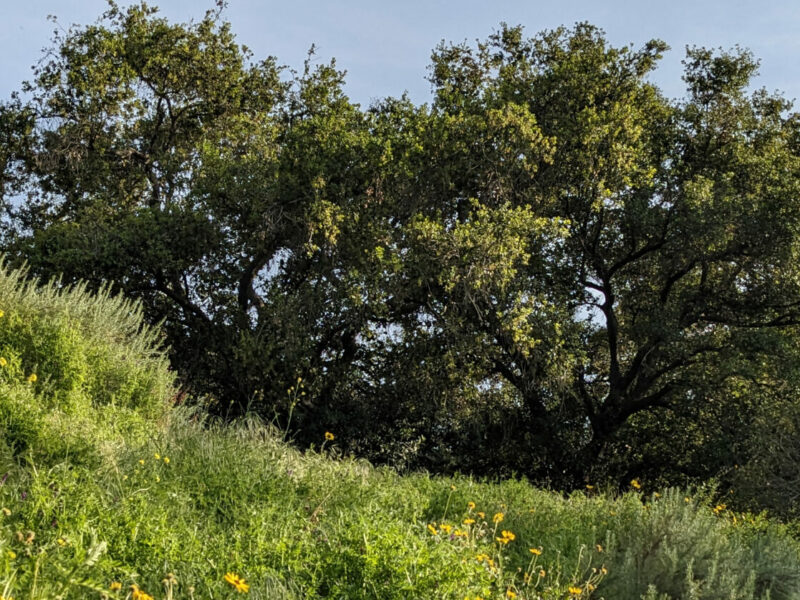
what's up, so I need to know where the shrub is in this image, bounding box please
[0,261,174,463]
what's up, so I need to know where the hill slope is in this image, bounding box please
[0,262,798,600]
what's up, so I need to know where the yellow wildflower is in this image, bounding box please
[163,457,170,464]
[138,459,145,465]
[154,453,160,460]
[596,543,603,552]
[569,586,582,596]
[223,572,250,593]
[6,550,15,559]
[440,524,452,534]
[506,590,517,598]
[27,373,37,383]
[130,586,154,600]
[0,358,6,367]
[57,538,67,546]
[492,512,504,523]
[585,484,594,490]
[427,524,438,535]
[0,309,4,317]
[530,547,542,555]
[109,582,122,591]
[463,518,476,525]
[539,569,546,577]
[477,511,485,519]
[324,431,335,441]
[630,479,641,489]
[601,566,608,575]
[467,501,476,510]
[1,507,10,516]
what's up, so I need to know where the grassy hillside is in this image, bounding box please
[0,262,799,600]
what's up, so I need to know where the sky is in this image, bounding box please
[1,1,800,107]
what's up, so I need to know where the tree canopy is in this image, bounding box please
[4,3,800,496]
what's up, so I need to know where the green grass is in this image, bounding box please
[0,261,799,600]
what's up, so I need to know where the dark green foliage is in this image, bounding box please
[4,4,800,493]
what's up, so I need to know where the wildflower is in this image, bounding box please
[492,512,504,523]
[539,569,546,578]
[440,524,452,534]
[0,309,4,317]
[630,479,641,489]
[324,432,335,441]
[685,496,691,503]
[529,547,542,555]
[27,373,37,384]
[154,453,160,460]
[454,529,467,537]
[506,590,517,598]
[6,550,15,559]
[585,484,594,490]
[568,586,582,596]
[224,572,250,593]
[601,567,608,575]
[138,459,145,465]
[109,582,122,591]
[596,544,603,552]
[463,518,476,525]
[1,508,10,516]
[129,586,151,600]
[477,511,485,519]
[0,358,6,367]
[497,529,515,544]
[57,537,67,546]
[155,476,160,483]
[468,501,476,510]
[163,457,170,464]
[451,484,457,491]
[653,492,661,499]
[427,524,438,535]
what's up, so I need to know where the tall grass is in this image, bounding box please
[0,262,799,599]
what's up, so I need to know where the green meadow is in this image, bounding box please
[0,264,799,600]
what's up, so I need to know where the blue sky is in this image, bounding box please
[2,1,800,107]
